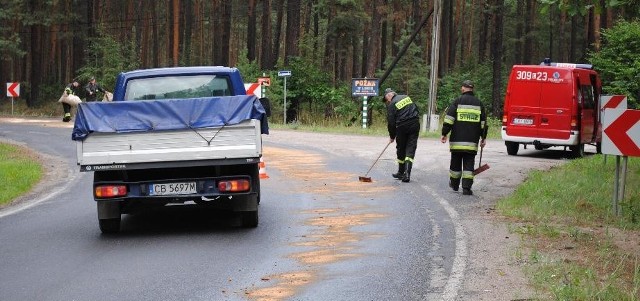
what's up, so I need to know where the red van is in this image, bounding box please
[501,63,602,157]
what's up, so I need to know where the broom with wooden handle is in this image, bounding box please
[358,141,392,182]
[473,145,490,175]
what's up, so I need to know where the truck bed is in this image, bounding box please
[77,119,261,168]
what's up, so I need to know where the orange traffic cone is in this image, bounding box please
[259,157,269,179]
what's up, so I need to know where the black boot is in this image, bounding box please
[402,162,412,183]
[449,178,460,191]
[462,177,473,195]
[392,163,405,179]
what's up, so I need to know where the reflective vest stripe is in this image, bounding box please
[450,142,478,151]
[444,115,455,125]
[456,108,481,122]
[395,97,413,110]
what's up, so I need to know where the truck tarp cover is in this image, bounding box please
[72,96,269,141]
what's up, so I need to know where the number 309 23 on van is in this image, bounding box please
[501,62,603,158]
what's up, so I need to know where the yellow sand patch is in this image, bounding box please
[246,271,314,301]
[244,147,392,300]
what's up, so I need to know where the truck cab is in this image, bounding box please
[501,62,602,157]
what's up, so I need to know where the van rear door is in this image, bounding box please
[538,68,573,140]
[504,66,543,138]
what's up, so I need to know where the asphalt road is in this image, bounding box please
[0,118,578,300]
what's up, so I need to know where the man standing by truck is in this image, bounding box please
[383,88,420,183]
[85,76,106,102]
[61,78,82,122]
[441,80,487,195]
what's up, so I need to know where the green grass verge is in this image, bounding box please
[499,155,640,300]
[498,155,639,227]
[0,143,43,206]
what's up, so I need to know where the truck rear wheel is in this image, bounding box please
[570,144,585,158]
[241,210,259,228]
[505,141,519,156]
[97,201,121,233]
[99,218,121,234]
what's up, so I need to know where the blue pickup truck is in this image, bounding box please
[73,66,269,233]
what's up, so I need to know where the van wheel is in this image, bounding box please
[570,144,585,158]
[505,142,519,156]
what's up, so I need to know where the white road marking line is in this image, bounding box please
[422,184,467,301]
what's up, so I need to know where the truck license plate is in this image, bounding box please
[149,182,197,196]
[513,118,533,125]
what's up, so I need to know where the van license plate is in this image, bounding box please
[513,118,533,125]
[149,182,197,196]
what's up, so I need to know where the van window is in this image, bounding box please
[580,85,595,109]
[124,75,232,100]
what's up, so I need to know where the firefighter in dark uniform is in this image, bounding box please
[384,88,420,183]
[62,78,81,122]
[85,76,106,102]
[440,80,488,195]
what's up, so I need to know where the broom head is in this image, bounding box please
[473,164,490,175]
[358,176,372,182]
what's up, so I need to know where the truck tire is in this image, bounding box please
[505,141,519,156]
[570,143,585,158]
[241,210,259,228]
[99,218,121,234]
[97,201,121,233]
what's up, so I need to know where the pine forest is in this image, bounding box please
[1,0,639,123]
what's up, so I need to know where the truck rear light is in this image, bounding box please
[218,179,250,192]
[571,117,578,129]
[502,114,508,125]
[95,185,127,198]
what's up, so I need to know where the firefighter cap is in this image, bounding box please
[462,80,474,88]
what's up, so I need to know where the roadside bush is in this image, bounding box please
[589,19,640,109]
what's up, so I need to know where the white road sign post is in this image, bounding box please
[351,78,379,129]
[6,82,20,115]
[278,70,291,124]
[602,105,640,216]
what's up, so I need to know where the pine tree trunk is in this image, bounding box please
[514,0,523,64]
[247,0,257,62]
[152,2,159,67]
[478,0,489,61]
[284,0,301,65]
[172,0,180,66]
[491,0,504,116]
[260,0,273,69]
[273,0,285,66]
[365,0,382,78]
[523,0,536,64]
